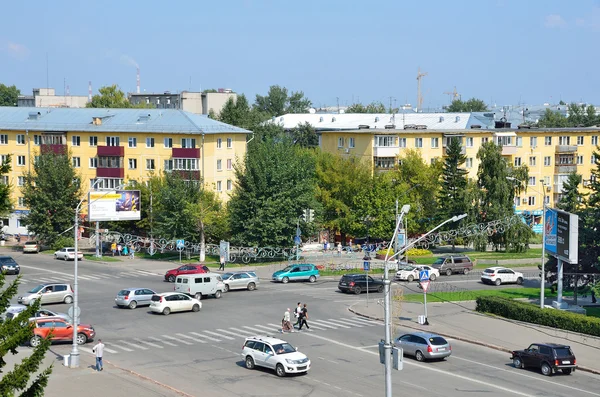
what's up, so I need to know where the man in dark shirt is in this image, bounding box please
[298,303,310,331]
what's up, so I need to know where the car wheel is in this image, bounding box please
[541,362,553,376]
[76,333,87,345]
[354,286,362,295]
[494,278,502,286]
[224,284,230,292]
[407,275,414,282]
[562,368,572,375]
[168,275,176,283]
[309,275,316,283]
[214,290,222,299]
[463,268,470,275]
[446,269,452,276]
[282,277,289,284]
[128,300,138,309]
[64,256,68,261]
[247,282,256,291]
[430,274,436,281]
[194,293,202,300]
[377,285,384,293]
[245,356,255,369]
[516,277,523,285]
[192,304,200,312]
[54,255,58,260]
[513,356,524,369]
[276,363,286,377]
[163,307,171,315]
[64,295,73,304]
[30,336,42,347]
[415,350,425,362]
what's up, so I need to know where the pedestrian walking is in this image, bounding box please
[117,244,122,256]
[219,256,225,271]
[293,302,302,327]
[92,339,105,371]
[337,242,342,257]
[298,303,310,331]
[122,245,128,257]
[129,244,135,259]
[281,308,293,333]
[111,242,116,257]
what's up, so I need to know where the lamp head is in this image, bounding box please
[400,204,411,214]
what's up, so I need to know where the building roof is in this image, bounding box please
[0,107,251,134]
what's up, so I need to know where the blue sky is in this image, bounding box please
[1,0,599,110]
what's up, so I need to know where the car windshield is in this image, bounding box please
[433,258,445,265]
[404,266,416,271]
[429,336,448,345]
[25,242,36,245]
[272,343,296,354]
[281,266,294,272]
[221,273,234,280]
[28,285,45,293]
[554,347,573,357]
[117,290,130,296]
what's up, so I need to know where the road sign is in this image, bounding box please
[176,239,185,250]
[421,280,430,293]
[363,261,370,271]
[67,306,81,318]
[294,236,301,245]
[419,270,429,282]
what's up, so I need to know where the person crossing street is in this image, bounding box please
[92,339,105,371]
[298,303,310,331]
[293,302,302,327]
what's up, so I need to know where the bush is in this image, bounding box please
[476,296,600,337]
[51,236,75,252]
[376,248,394,257]
[406,248,432,257]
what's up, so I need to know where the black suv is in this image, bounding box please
[431,256,474,276]
[511,343,577,376]
[0,256,20,275]
[338,274,384,294]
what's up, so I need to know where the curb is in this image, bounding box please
[347,304,600,376]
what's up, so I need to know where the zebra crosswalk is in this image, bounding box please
[78,316,381,356]
[18,269,161,285]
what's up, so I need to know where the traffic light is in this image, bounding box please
[302,209,308,222]
[308,209,314,223]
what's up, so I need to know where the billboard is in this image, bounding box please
[543,207,578,264]
[88,190,141,221]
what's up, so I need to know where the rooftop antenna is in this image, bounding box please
[46,53,49,89]
[136,67,140,94]
[336,97,340,114]
[416,67,428,112]
[88,81,93,102]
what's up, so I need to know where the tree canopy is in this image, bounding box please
[437,137,469,225]
[446,98,488,112]
[290,122,319,148]
[345,102,387,113]
[254,85,312,117]
[218,94,267,130]
[86,85,153,109]
[0,155,12,217]
[538,103,598,128]
[0,84,20,107]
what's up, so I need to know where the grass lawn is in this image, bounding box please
[402,287,554,303]
[585,307,600,318]
[466,248,542,260]
[319,268,385,277]
[83,254,121,262]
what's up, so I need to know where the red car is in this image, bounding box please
[164,264,209,282]
[29,316,95,347]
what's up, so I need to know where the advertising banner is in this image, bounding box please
[544,207,578,264]
[88,190,141,221]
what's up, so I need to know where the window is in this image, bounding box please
[217,159,222,171]
[90,178,123,190]
[146,137,155,148]
[34,156,39,164]
[466,137,473,147]
[398,138,406,148]
[106,136,120,146]
[18,197,25,207]
[577,155,584,165]
[466,158,473,168]
[545,136,552,146]
[337,137,344,148]
[431,137,439,148]
[592,136,598,146]
[181,138,196,149]
[349,137,355,148]
[544,176,551,185]
[415,138,423,148]
[98,157,123,168]
[217,138,222,149]
[227,179,232,191]
[529,156,536,166]
[164,158,198,171]
[528,176,536,186]
[72,157,81,168]
[558,155,574,164]
[17,156,25,166]
[89,158,98,168]
[227,159,232,170]
[496,135,513,146]
[164,138,173,148]
[375,136,395,147]
[17,134,25,145]
[559,136,570,145]
[516,137,523,147]
[227,138,232,148]
[34,135,40,145]
[593,155,598,164]
[481,137,489,145]
[544,156,551,166]
[146,159,155,170]
[72,136,80,146]
[0,134,8,144]
[528,196,536,206]
[577,136,584,145]
[216,181,222,191]
[89,136,98,146]
[0,155,7,165]
[128,137,137,148]
[514,157,521,167]
[128,158,137,169]
[530,137,537,148]
[17,176,24,186]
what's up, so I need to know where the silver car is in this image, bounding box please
[115,288,157,309]
[395,332,452,361]
[5,308,70,322]
[220,271,259,292]
[17,283,74,306]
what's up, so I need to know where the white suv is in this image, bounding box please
[242,336,311,377]
[481,267,524,286]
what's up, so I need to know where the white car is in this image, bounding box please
[149,292,202,315]
[395,265,439,282]
[242,335,310,377]
[481,267,524,286]
[54,247,83,261]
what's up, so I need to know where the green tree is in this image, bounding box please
[0,155,12,216]
[86,85,154,109]
[437,138,468,222]
[446,98,488,112]
[0,84,20,107]
[228,136,317,247]
[203,89,218,93]
[153,173,201,242]
[345,102,387,113]
[0,274,53,396]
[183,189,226,261]
[557,172,585,213]
[538,103,598,127]
[254,85,312,117]
[21,151,82,245]
[537,108,569,127]
[219,94,267,130]
[290,122,319,148]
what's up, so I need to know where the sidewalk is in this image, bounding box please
[349,298,600,375]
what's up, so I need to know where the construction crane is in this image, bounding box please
[444,86,460,103]
[416,67,428,112]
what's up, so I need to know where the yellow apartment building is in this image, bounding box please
[0,107,251,234]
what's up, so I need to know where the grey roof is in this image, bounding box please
[0,107,251,134]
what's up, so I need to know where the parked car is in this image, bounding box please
[115,288,157,309]
[272,264,320,284]
[174,273,225,300]
[1,304,27,321]
[395,265,440,282]
[395,332,452,361]
[29,316,95,347]
[164,264,209,283]
[149,292,202,315]
[54,247,83,261]
[5,308,70,322]
[511,343,577,376]
[23,241,40,253]
[242,335,310,377]
[0,256,20,275]
[338,274,384,294]
[431,255,473,276]
[481,267,524,286]
[220,271,259,292]
[17,283,74,306]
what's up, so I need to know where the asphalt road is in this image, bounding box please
[4,251,598,397]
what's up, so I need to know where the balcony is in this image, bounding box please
[555,165,577,174]
[442,146,466,156]
[172,148,200,159]
[555,145,577,154]
[96,168,124,178]
[501,146,517,155]
[40,144,67,155]
[169,170,201,180]
[97,145,124,157]
[554,184,564,194]
[373,146,400,157]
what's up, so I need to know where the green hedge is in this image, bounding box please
[475,296,600,337]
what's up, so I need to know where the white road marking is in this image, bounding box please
[136,339,163,349]
[118,340,148,350]
[349,317,382,325]
[19,265,72,277]
[218,328,251,338]
[188,332,221,342]
[253,324,278,332]
[80,346,118,354]
[112,345,134,352]
[342,318,377,326]
[327,319,360,328]
[308,320,338,329]
[242,326,270,334]
[148,336,177,347]
[162,335,193,345]
[132,270,158,276]
[176,333,206,344]
[35,278,56,283]
[81,275,101,280]
[204,330,234,340]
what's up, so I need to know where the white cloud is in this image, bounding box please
[2,41,30,60]
[544,14,567,28]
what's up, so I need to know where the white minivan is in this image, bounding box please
[174,273,226,300]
